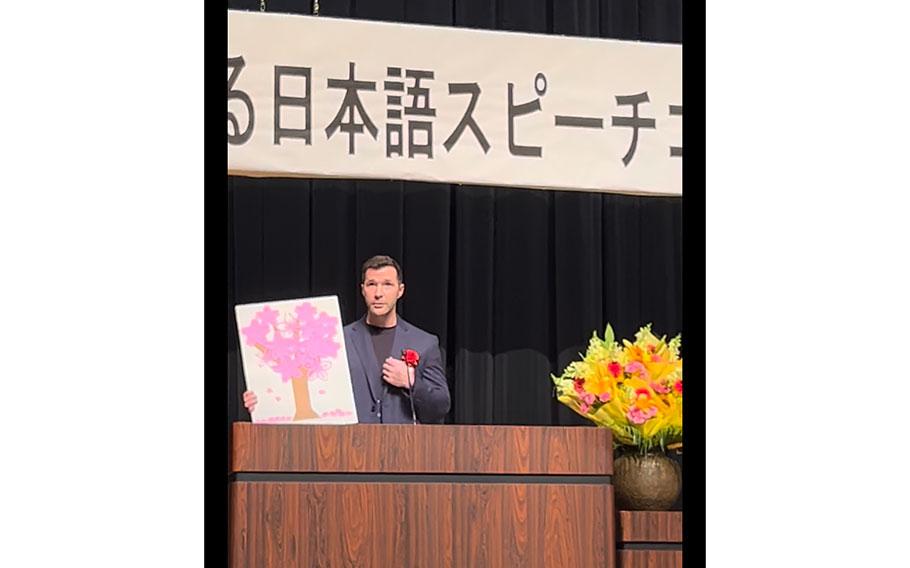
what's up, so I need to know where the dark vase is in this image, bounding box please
[614,452,682,510]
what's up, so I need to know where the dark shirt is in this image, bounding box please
[366,323,397,370]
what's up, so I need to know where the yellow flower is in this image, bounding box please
[582,361,612,396]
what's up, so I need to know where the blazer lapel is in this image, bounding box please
[390,318,411,378]
[349,316,383,404]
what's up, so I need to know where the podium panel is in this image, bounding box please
[616,511,683,568]
[230,424,616,568]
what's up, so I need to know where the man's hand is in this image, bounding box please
[382,357,414,389]
[243,390,258,413]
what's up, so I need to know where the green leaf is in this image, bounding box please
[605,323,615,345]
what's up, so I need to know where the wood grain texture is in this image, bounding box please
[616,511,682,568]
[230,481,614,568]
[229,483,247,567]
[617,511,683,542]
[618,550,683,568]
[231,423,612,475]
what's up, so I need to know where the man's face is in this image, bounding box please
[361,266,404,318]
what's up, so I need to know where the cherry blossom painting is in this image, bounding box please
[235,296,357,424]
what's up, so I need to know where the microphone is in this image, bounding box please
[402,349,418,425]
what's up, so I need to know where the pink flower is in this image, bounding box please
[627,407,647,424]
[583,392,595,405]
[573,378,586,394]
[674,380,683,394]
[627,406,658,424]
[598,392,611,403]
[625,361,646,376]
[651,354,663,363]
[607,361,622,377]
[579,402,590,413]
[241,304,341,383]
[650,382,670,394]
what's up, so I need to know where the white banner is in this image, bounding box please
[228,10,682,196]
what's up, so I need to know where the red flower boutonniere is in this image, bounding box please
[402,349,420,367]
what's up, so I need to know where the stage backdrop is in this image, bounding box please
[226,0,682,486]
[228,10,682,196]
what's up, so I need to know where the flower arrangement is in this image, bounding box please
[552,324,682,454]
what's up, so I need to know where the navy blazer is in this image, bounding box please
[344,315,451,424]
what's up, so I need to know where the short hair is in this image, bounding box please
[361,255,403,284]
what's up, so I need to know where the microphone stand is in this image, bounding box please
[405,361,418,425]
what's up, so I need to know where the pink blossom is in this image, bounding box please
[650,382,670,394]
[627,410,643,424]
[241,303,341,383]
[627,406,658,425]
[320,408,354,418]
[583,392,595,405]
[259,415,292,423]
[598,392,611,403]
[625,361,646,375]
[627,407,646,424]
[579,402,590,413]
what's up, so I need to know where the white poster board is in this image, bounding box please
[235,295,357,424]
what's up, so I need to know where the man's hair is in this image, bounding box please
[361,255,403,284]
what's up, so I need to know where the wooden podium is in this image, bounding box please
[230,423,616,567]
[617,511,683,568]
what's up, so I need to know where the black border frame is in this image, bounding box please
[207,4,706,566]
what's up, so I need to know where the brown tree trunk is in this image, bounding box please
[291,369,318,420]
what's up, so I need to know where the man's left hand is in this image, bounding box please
[382,357,413,388]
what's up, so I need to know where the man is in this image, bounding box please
[243,255,451,424]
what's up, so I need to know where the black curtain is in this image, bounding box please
[226,0,682,431]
